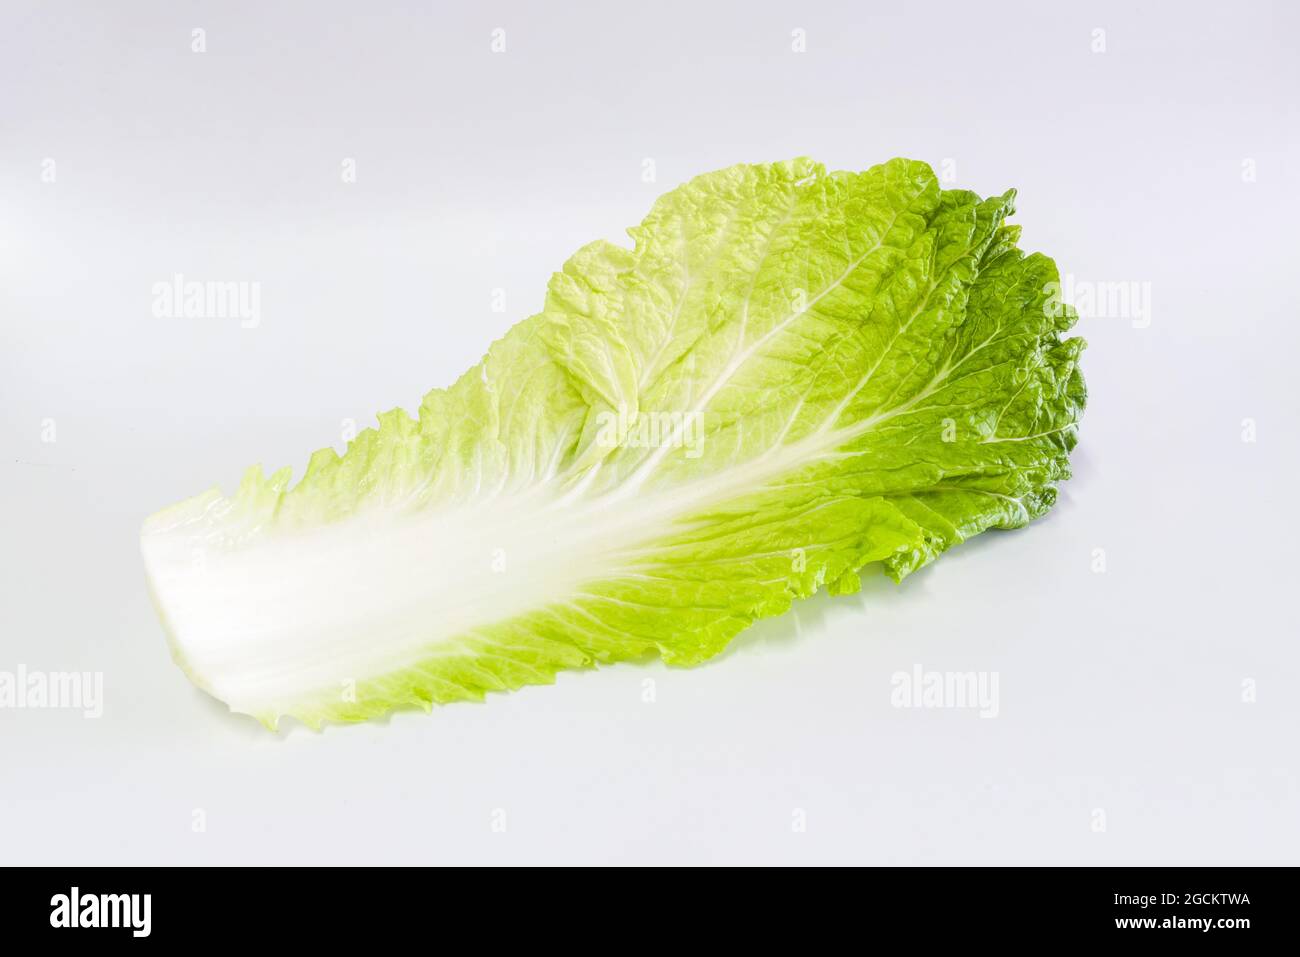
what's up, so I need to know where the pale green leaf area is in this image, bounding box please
[141,158,1086,730]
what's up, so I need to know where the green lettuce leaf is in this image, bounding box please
[141,157,1086,730]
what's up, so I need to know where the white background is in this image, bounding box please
[2,0,1297,865]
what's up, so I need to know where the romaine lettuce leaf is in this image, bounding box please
[141,158,1085,729]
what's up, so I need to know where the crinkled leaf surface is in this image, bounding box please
[141,158,1086,729]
